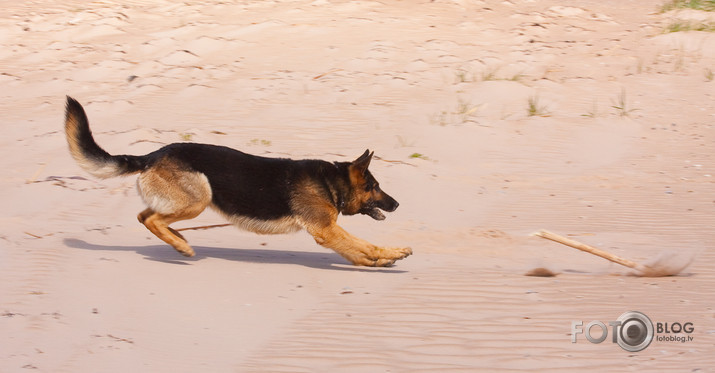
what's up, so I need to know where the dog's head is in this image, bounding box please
[343,149,399,221]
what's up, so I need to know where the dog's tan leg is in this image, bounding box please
[306,222,412,267]
[291,183,411,267]
[139,206,207,257]
[138,208,187,242]
[136,163,212,257]
[141,211,196,256]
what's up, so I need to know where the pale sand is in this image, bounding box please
[1,0,714,371]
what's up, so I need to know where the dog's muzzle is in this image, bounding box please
[364,194,399,221]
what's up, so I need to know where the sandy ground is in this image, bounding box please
[1,0,714,371]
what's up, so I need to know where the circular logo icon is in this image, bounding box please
[616,311,654,352]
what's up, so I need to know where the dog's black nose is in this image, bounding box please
[384,199,398,212]
[377,191,399,212]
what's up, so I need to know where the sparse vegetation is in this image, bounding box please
[180,133,193,141]
[480,67,500,81]
[249,138,272,146]
[611,89,638,117]
[409,153,429,160]
[453,66,526,84]
[705,67,714,81]
[660,1,715,33]
[661,0,715,12]
[482,67,525,83]
[664,20,715,33]
[527,95,550,117]
[431,98,481,126]
[455,69,472,83]
[456,99,480,122]
[581,100,599,118]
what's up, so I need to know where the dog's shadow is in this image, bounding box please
[63,238,406,273]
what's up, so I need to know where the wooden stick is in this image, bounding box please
[25,163,47,184]
[175,223,232,232]
[532,229,649,273]
[312,68,342,80]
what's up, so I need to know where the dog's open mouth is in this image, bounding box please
[368,208,386,221]
[360,198,398,221]
[361,207,386,221]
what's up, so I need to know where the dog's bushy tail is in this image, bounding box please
[64,96,147,178]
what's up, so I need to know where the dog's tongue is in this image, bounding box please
[369,209,386,221]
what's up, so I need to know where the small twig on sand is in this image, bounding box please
[373,156,417,167]
[313,68,342,80]
[24,232,43,239]
[175,223,232,232]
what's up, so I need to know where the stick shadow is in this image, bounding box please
[63,238,407,273]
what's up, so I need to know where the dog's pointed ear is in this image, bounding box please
[351,149,373,176]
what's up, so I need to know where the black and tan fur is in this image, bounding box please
[64,96,411,266]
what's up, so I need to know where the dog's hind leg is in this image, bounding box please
[136,163,212,257]
[138,208,186,242]
[141,211,197,256]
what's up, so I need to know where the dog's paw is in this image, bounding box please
[346,253,394,267]
[344,246,412,267]
[173,244,195,257]
[357,246,412,267]
[379,246,412,260]
[372,258,397,267]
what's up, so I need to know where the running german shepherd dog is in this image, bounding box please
[64,96,411,266]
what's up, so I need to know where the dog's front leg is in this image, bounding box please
[306,223,412,267]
